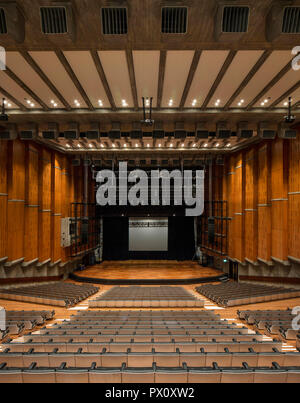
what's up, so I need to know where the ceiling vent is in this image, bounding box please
[161,7,187,34]
[222,6,249,33]
[86,122,100,140]
[0,3,25,42]
[267,4,300,41]
[196,122,209,139]
[0,8,7,34]
[258,122,277,139]
[174,122,186,139]
[109,122,121,139]
[216,122,231,139]
[278,122,297,139]
[282,7,300,33]
[237,122,254,138]
[40,7,68,34]
[0,124,17,140]
[19,123,37,140]
[101,7,128,35]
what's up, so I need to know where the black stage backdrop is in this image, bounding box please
[103,217,195,261]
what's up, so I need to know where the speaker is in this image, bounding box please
[42,123,59,139]
[278,123,297,139]
[258,122,277,139]
[0,124,17,140]
[237,121,254,138]
[216,122,231,138]
[64,122,79,140]
[208,217,215,244]
[19,123,37,140]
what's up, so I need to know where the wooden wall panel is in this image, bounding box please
[7,140,25,260]
[24,144,39,261]
[271,139,288,261]
[257,143,272,262]
[51,152,62,262]
[38,149,52,261]
[0,141,8,258]
[288,131,300,259]
[244,148,258,262]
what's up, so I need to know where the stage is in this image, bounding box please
[70,261,228,285]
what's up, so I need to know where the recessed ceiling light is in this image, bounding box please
[284,102,288,106]
[89,144,93,148]
[261,102,265,106]
[30,103,35,107]
[193,143,196,148]
[54,103,58,107]
[26,100,31,104]
[170,144,173,148]
[240,99,244,103]
[158,144,161,147]
[100,144,104,148]
[7,103,11,107]
[227,143,231,147]
[238,102,241,106]
[66,144,71,148]
[264,99,268,103]
[181,143,184,147]
[215,143,219,147]
[77,144,81,148]
[124,144,127,148]
[112,144,116,148]
[203,143,208,148]
[147,144,150,148]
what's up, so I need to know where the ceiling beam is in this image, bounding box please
[246,58,294,110]
[223,50,272,111]
[4,67,50,111]
[201,50,237,110]
[157,50,167,109]
[179,50,202,110]
[0,86,28,111]
[55,50,94,111]
[126,50,139,111]
[268,80,300,109]
[90,50,116,111]
[20,50,72,111]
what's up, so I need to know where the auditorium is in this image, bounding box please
[0,0,300,385]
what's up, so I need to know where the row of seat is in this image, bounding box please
[196,283,300,307]
[0,310,55,340]
[0,362,299,383]
[3,339,283,353]
[237,309,299,340]
[0,283,99,307]
[1,347,300,368]
[89,286,203,308]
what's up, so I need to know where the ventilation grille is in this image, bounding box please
[102,8,128,35]
[282,7,300,33]
[222,6,249,33]
[0,8,7,34]
[161,7,187,34]
[40,7,68,34]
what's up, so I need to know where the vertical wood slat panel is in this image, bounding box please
[0,141,8,258]
[244,148,258,261]
[257,143,272,262]
[24,144,39,261]
[51,152,62,262]
[271,139,288,261]
[288,131,300,258]
[38,149,52,261]
[233,152,245,262]
[7,140,26,261]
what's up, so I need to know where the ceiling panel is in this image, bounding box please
[162,51,195,108]
[0,92,19,109]
[29,51,87,108]
[253,68,300,107]
[207,51,264,108]
[231,51,292,108]
[63,51,110,108]
[98,51,134,108]
[185,50,229,108]
[5,52,59,109]
[0,71,41,109]
[286,86,300,107]
[133,51,160,108]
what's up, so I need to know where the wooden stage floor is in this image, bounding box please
[75,260,223,280]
